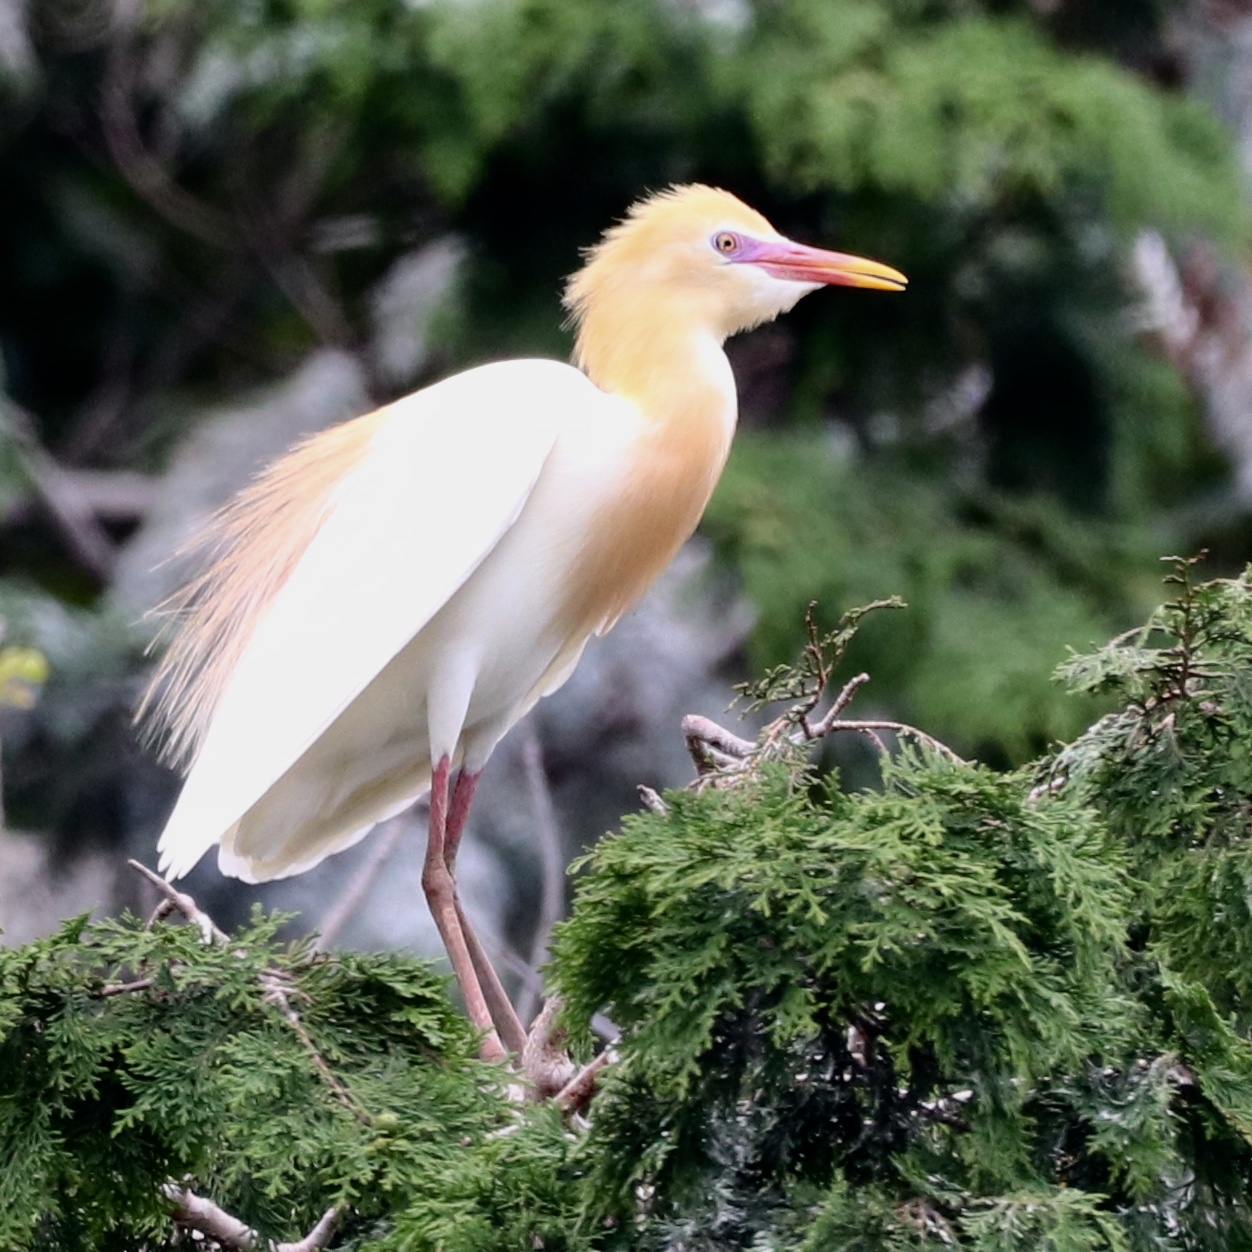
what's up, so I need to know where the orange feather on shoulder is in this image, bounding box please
[138,409,384,766]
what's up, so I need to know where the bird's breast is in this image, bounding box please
[555,379,735,640]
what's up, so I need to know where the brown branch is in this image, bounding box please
[256,250,354,348]
[237,122,356,349]
[164,1184,340,1252]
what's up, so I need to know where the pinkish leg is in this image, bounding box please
[422,756,505,1062]
[444,768,528,1057]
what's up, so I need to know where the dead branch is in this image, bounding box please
[802,672,870,738]
[164,1184,340,1252]
[97,976,155,997]
[826,719,963,762]
[281,1207,342,1252]
[127,859,228,944]
[681,669,965,790]
[637,784,669,815]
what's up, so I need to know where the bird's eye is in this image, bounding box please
[712,231,740,256]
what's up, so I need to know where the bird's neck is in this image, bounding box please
[558,298,739,636]
[573,295,738,451]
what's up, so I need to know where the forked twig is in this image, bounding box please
[128,859,228,944]
[682,668,964,788]
[164,1184,340,1252]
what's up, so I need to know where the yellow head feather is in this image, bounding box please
[563,185,781,394]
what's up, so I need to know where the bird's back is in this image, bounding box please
[153,358,637,881]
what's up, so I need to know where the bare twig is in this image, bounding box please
[127,859,228,944]
[146,897,178,930]
[164,1184,340,1252]
[312,814,409,953]
[681,667,965,792]
[803,672,871,738]
[98,976,155,997]
[637,785,669,815]
[826,720,964,762]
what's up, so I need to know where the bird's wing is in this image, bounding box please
[157,359,597,878]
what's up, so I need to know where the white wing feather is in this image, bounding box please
[157,359,593,878]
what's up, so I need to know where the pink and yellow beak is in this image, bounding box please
[743,239,907,292]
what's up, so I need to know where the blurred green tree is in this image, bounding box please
[2,0,1247,790]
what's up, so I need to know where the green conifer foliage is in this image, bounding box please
[0,905,583,1250]
[11,573,1252,1247]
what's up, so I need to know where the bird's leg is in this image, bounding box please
[443,768,529,1057]
[422,756,506,1063]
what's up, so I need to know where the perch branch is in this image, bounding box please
[555,1050,614,1115]
[521,995,577,1099]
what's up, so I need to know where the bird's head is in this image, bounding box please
[565,184,906,348]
